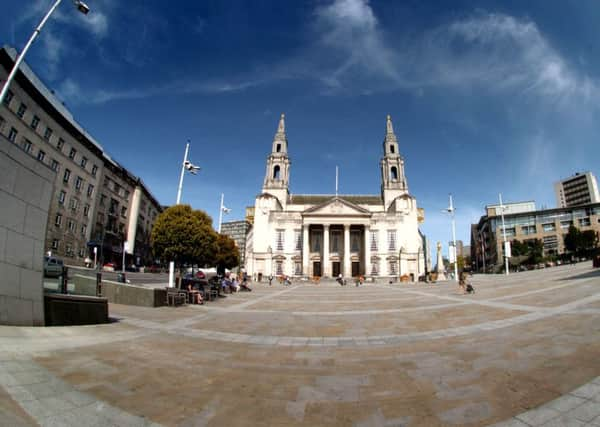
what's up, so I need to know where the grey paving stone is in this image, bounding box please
[571,383,600,400]
[516,407,562,426]
[540,414,586,427]
[541,394,587,413]
[567,401,600,422]
[487,418,530,427]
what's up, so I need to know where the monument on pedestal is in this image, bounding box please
[435,241,446,281]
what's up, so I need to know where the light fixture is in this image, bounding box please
[74,0,90,15]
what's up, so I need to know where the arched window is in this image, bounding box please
[276,144,281,152]
[390,145,395,154]
[273,165,281,180]
[390,166,398,181]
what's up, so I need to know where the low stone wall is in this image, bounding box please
[44,294,108,326]
[69,274,166,307]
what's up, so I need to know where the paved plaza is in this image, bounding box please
[1,263,599,426]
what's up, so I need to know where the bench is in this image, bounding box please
[166,287,187,306]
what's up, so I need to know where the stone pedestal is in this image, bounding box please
[435,242,446,281]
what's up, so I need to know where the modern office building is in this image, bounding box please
[246,114,426,280]
[0,46,162,267]
[554,172,600,208]
[220,220,251,267]
[471,201,600,270]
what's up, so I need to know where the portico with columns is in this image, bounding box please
[246,114,426,281]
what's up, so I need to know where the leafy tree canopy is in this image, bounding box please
[215,233,240,271]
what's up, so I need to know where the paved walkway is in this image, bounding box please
[1,263,599,426]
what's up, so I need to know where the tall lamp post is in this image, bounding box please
[217,193,231,234]
[498,193,510,276]
[0,0,90,105]
[168,141,201,288]
[443,194,459,282]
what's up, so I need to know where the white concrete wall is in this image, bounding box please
[0,137,55,325]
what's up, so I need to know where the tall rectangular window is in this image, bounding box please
[30,115,40,130]
[56,138,64,151]
[389,260,397,275]
[68,220,76,232]
[294,261,302,275]
[37,150,45,162]
[331,231,340,253]
[370,231,378,251]
[387,230,397,251]
[17,102,27,118]
[81,224,87,236]
[51,159,59,171]
[58,190,66,205]
[44,127,53,141]
[69,147,76,159]
[52,239,59,249]
[3,90,13,107]
[83,204,90,217]
[8,127,18,142]
[55,214,62,226]
[295,230,302,251]
[75,176,83,190]
[371,260,379,276]
[70,198,78,211]
[275,260,283,275]
[22,139,32,153]
[87,184,94,197]
[63,168,71,183]
[91,164,98,176]
[80,156,87,168]
[276,229,285,251]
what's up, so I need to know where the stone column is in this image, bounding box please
[343,224,351,277]
[302,224,309,276]
[363,225,370,276]
[323,224,330,277]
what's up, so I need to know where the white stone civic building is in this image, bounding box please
[246,114,426,281]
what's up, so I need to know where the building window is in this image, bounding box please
[390,145,395,154]
[331,231,340,253]
[51,159,59,171]
[63,168,71,183]
[370,231,378,251]
[390,166,398,181]
[579,217,591,227]
[87,184,94,197]
[68,220,76,232]
[56,138,64,151]
[521,225,536,235]
[78,248,85,258]
[0,115,5,132]
[389,260,397,275]
[31,115,40,130]
[310,231,322,252]
[542,223,556,232]
[58,190,66,205]
[351,230,361,252]
[83,204,90,217]
[81,224,87,236]
[295,230,302,251]
[17,103,27,118]
[273,165,281,180]
[52,239,59,249]
[503,227,516,237]
[276,229,284,251]
[44,127,53,141]
[3,90,13,107]
[294,261,302,275]
[80,156,87,168]
[70,198,78,211]
[37,150,45,162]
[121,206,127,218]
[66,244,73,256]
[75,176,83,190]
[22,139,32,153]
[91,164,98,176]
[275,260,283,275]
[55,214,62,226]
[560,220,572,229]
[387,230,397,251]
[371,260,379,276]
[8,127,18,142]
[69,147,76,160]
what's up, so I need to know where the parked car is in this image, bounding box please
[44,256,63,278]
[102,262,117,272]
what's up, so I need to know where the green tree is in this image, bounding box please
[151,205,217,268]
[580,230,599,251]
[510,240,529,257]
[563,226,581,254]
[214,233,240,271]
[527,239,544,264]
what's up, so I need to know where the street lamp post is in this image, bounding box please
[443,194,459,282]
[168,142,200,288]
[217,193,231,234]
[498,193,510,276]
[0,0,90,105]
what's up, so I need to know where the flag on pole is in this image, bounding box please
[222,206,231,214]
[335,166,338,196]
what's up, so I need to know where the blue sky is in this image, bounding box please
[2,0,600,259]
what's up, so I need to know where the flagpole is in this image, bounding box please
[218,193,224,233]
[335,166,338,197]
[170,141,190,288]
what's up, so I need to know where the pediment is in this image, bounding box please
[303,197,371,217]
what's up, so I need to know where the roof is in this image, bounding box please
[288,194,383,205]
